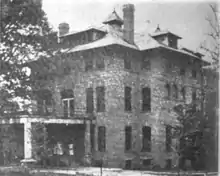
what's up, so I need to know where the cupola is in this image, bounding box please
[103,9,123,30]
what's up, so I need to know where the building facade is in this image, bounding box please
[0,4,212,170]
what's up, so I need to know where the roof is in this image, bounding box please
[103,10,123,25]
[60,25,107,37]
[61,33,138,53]
[151,29,182,39]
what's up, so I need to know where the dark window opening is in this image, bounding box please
[96,86,105,112]
[124,58,131,70]
[96,58,104,69]
[166,125,172,152]
[125,86,132,111]
[142,126,151,152]
[142,159,151,167]
[90,124,95,152]
[142,87,151,112]
[86,88,94,113]
[192,90,196,102]
[142,59,150,70]
[166,159,172,169]
[125,126,132,151]
[172,84,178,99]
[181,87,186,101]
[85,59,93,71]
[125,160,132,169]
[98,126,106,152]
[192,70,197,78]
[165,84,171,99]
[180,68,185,76]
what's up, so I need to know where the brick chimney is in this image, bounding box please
[123,4,135,44]
[58,22,69,37]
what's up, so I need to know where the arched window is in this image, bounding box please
[173,84,178,99]
[165,84,171,99]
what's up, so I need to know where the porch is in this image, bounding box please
[0,116,95,167]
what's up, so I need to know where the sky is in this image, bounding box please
[42,0,218,62]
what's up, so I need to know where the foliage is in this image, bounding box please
[171,103,212,171]
[0,0,56,166]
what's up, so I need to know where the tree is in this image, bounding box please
[0,0,56,166]
[201,3,219,69]
[171,103,209,171]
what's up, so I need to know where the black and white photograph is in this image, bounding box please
[0,0,219,175]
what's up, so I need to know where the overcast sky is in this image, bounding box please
[42,0,217,62]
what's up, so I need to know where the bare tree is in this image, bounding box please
[201,3,220,69]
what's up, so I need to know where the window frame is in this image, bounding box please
[95,57,105,70]
[62,98,75,118]
[166,125,172,152]
[96,86,105,112]
[124,58,131,70]
[86,87,94,113]
[125,126,132,151]
[125,86,132,112]
[85,58,93,71]
[142,87,151,112]
[98,126,106,152]
[142,126,151,152]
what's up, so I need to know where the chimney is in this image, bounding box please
[58,22,70,36]
[123,4,135,44]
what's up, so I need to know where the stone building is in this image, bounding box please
[0,4,212,170]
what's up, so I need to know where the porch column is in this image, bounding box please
[21,119,36,165]
[84,121,91,165]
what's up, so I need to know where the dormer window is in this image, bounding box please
[151,25,181,49]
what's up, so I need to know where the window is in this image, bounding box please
[124,58,131,70]
[98,126,106,152]
[86,88,94,113]
[180,68,185,76]
[192,90,197,112]
[142,159,151,167]
[125,86,132,111]
[172,84,178,99]
[61,89,74,118]
[37,90,53,114]
[166,125,172,152]
[142,87,151,112]
[192,90,196,102]
[181,87,186,101]
[96,86,105,112]
[85,59,93,71]
[142,59,150,70]
[125,126,132,151]
[68,144,74,155]
[125,160,132,169]
[166,159,172,169]
[192,70,197,78]
[90,124,95,152]
[165,84,171,99]
[96,58,104,69]
[142,126,151,152]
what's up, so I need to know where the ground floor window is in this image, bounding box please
[142,159,151,167]
[53,142,63,155]
[125,159,132,169]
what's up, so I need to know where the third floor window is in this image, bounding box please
[96,58,105,70]
[124,58,131,70]
[85,59,93,71]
